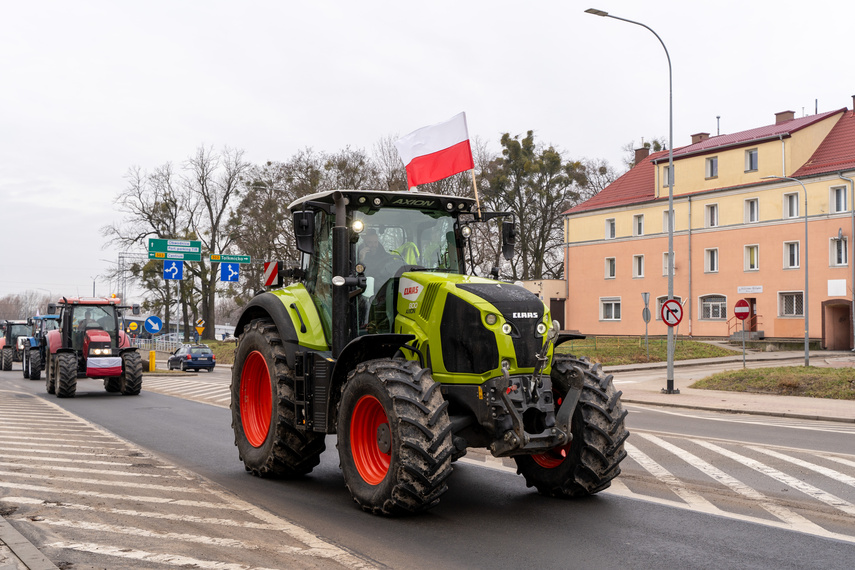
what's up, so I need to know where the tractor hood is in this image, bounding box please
[83,329,113,354]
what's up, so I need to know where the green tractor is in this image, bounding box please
[230,190,629,515]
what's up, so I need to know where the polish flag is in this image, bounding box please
[395,112,474,188]
[87,357,123,377]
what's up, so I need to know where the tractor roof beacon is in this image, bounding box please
[230,190,629,515]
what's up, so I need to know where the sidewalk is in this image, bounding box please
[606,348,855,423]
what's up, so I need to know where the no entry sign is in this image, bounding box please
[734,299,750,320]
[661,299,683,327]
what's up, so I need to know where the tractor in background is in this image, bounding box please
[45,297,142,398]
[1,320,29,371]
[21,315,60,380]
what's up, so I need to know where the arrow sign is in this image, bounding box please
[660,299,683,327]
[144,316,163,334]
[734,299,751,320]
[221,262,240,282]
[163,260,184,281]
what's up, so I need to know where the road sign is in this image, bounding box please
[734,299,751,320]
[264,261,281,287]
[144,316,163,334]
[661,299,683,327]
[642,308,651,323]
[148,238,202,262]
[128,322,138,331]
[163,260,184,280]
[196,318,205,327]
[221,262,240,282]
[195,326,205,336]
[210,254,251,264]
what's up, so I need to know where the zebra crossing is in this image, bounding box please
[0,390,375,569]
[143,376,232,408]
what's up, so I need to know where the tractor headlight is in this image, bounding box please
[485,313,498,326]
[352,219,364,233]
[461,226,472,238]
[501,323,512,335]
[90,348,110,356]
[536,322,547,335]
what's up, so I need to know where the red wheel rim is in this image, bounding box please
[533,393,570,469]
[240,351,272,448]
[350,395,390,485]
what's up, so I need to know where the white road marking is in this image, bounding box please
[0,482,231,509]
[44,542,282,570]
[0,460,179,478]
[0,470,195,491]
[745,446,855,488]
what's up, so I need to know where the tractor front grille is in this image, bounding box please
[440,294,498,374]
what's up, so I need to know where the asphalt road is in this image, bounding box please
[2,365,855,568]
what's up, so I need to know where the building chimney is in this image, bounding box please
[775,110,795,124]
[634,147,650,166]
[851,94,855,111]
[691,132,710,144]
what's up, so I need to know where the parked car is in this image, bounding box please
[167,344,216,372]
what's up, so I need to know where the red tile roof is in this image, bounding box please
[565,150,668,214]
[793,110,855,177]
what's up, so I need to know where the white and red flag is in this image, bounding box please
[395,112,474,188]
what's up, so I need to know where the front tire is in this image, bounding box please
[337,359,453,516]
[230,318,326,478]
[1,348,11,371]
[120,352,143,395]
[45,354,56,394]
[55,353,78,398]
[29,349,41,380]
[514,355,629,497]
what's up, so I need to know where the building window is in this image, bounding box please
[779,292,804,317]
[701,295,727,320]
[663,165,674,187]
[705,204,718,228]
[784,193,799,218]
[745,148,758,172]
[831,186,848,213]
[632,255,644,278]
[605,218,616,239]
[605,257,616,279]
[784,241,800,269]
[662,252,675,276]
[633,214,644,236]
[745,198,759,223]
[656,296,683,321]
[705,248,718,273]
[662,210,674,233]
[705,157,718,179]
[601,298,621,321]
[745,245,759,271]
[831,237,848,267]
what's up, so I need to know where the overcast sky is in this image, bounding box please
[2,0,853,303]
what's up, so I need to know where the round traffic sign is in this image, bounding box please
[734,299,751,321]
[642,307,651,323]
[144,315,164,334]
[661,299,683,327]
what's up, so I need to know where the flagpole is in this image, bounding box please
[470,169,482,220]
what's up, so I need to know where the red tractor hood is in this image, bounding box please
[83,329,112,353]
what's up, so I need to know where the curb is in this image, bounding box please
[0,517,59,570]
[621,398,855,424]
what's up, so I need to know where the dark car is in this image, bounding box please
[167,344,216,372]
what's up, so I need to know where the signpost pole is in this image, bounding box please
[742,318,746,369]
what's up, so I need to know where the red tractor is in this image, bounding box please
[44,297,143,398]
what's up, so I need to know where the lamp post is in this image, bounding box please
[585,8,678,393]
[762,175,809,366]
[839,173,855,351]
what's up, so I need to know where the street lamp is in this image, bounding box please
[762,175,809,366]
[585,8,678,393]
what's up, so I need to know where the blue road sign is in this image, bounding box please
[163,260,184,280]
[221,262,240,282]
[144,316,164,334]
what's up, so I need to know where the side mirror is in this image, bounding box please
[293,211,315,255]
[501,221,516,261]
[47,303,57,315]
[27,317,33,325]
[132,304,141,315]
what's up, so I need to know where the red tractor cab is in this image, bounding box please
[45,296,143,398]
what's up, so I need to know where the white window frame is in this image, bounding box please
[662,165,673,187]
[605,218,616,240]
[745,244,759,271]
[705,203,719,228]
[745,148,758,172]
[601,298,621,321]
[784,192,799,219]
[605,257,616,279]
[661,252,675,276]
[779,291,804,317]
[705,156,718,179]
[700,294,727,320]
[831,186,848,214]
[745,198,759,223]
[633,214,644,237]
[632,255,644,278]
[655,296,683,321]
[783,241,800,269]
[662,210,675,233]
[705,248,718,273]
[831,237,849,267]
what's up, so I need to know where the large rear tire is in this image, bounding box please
[104,377,122,393]
[337,359,454,516]
[120,352,143,395]
[56,353,78,398]
[22,349,30,378]
[29,349,41,380]
[514,355,629,497]
[1,348,11,371]
[230,318,326,478]
[45,354,56,394]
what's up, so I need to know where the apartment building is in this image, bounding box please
[562,99,855,348]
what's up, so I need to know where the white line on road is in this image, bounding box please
[44,542,283,570]
[745,446,855,488]
[0,482,231,509]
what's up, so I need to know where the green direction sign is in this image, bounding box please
[209,254,251,264]
[148,238,202,262]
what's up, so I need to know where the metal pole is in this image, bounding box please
[839,173,855,351]
[742,318,746,369]
[585,8,678,393]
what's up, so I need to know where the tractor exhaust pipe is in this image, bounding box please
[332,191,349,358]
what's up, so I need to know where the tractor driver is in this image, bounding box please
[77,310,97,331]
[357,228,399,333]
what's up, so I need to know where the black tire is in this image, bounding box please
[45,353,56,394]
[337,358,454,516]
[120,352,143,395]
[104,376,122,392]
[181,362,186,372]
[514,355,629,497]
[29,349,41,380]
[1,348,11,371]
[56,353,78,398]
[22,350,29,378]
[230,318,326,478]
